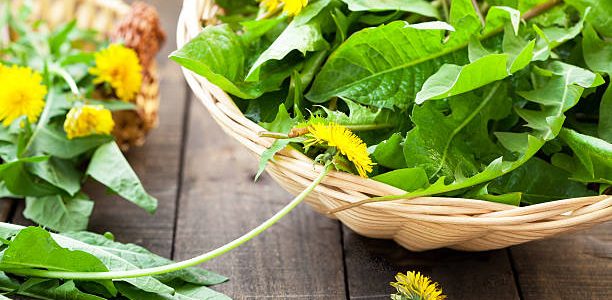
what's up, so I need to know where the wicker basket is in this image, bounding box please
[177,0,612,251]
[12,0,164,150]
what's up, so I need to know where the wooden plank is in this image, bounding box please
[172,97,346,299]
[510,223,612,299]
[0,199,14,222]
[343,227,520,299]
[11,0,187,256]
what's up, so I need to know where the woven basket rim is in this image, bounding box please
[175,0,611,251]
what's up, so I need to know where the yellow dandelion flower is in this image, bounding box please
[0,65,47,126]
[260,0,308,16]
[89,44,142,102]
[260,0,280,12]
[282,0,308,16]
[64,105,115,139]
[306,123,374,177]
[391,271,446,300]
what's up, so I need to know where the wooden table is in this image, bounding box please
[5,0,611,299]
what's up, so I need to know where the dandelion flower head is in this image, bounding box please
[306,123,374,177]
[89,44,142,102]
[0,65,47,126]
[391,271,446,300]
[64,105,115,139]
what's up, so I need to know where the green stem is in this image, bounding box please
[259,131,290,139]
[345,124,395,131]
[471,0,485,27]
[441,0,449,21]
[300,50,328,88]
[2,164,333,280]
[285,50,329,118]
[50,64,80,96]
[327,97,338,111]
[22,92,54,155]
[22,65,79,155]
[522,0,562,20]
[328,137,544,214]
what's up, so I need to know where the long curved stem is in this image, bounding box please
[2,164,332,280]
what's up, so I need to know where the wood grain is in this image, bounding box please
[172,97,346,299]
[510,223,612,299]
[342,227,520,299]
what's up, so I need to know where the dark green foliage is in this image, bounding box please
[172,0,612,205]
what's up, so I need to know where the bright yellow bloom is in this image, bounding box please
[0,65,47,126]
[64,105,115,139]
[89,44,142,101]
[260,0,280,12]
[260,0,308,16]
[391,271,446,300]
[306,123,374,177]
[283,0,308,16]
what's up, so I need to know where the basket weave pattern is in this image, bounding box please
[177,0,612,251]
[15,0,162,150]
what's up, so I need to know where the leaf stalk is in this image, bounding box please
[1,164,333,280]
[22,92,54,155]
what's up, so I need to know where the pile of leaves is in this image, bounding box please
[0,3,156,231]
[0,224,229,299]
[0,5,232,298]
[172,0,612,206]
